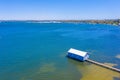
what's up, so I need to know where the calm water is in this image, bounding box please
[0,22,120,80]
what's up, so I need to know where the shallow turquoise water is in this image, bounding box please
[0,22,120,80]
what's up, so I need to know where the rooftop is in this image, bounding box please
[68,48,88,57]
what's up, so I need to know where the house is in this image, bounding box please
[67,48,89,61]
[119,23,120,26]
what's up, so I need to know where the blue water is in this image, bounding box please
[0,22,120,80]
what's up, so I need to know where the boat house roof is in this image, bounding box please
[68,48,88,57]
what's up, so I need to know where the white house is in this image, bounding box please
[119,23,120,26]
[67,48,89,61]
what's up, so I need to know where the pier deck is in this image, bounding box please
[86,59,120,73]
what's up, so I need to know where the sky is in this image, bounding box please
[0,0,120,20]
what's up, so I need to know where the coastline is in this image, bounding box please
[0,19,120,26]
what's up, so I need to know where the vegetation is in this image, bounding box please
[58,19,120,26]
[1,19,120,26]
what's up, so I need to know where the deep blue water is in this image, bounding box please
[0,22,120,80]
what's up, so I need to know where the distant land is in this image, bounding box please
[0,19,120,26]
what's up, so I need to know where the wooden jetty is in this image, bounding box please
[86,59,120,73]
[67,48,120,73]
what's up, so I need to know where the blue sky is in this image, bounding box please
[0,0,120,20]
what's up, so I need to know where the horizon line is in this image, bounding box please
[0,18,120,21]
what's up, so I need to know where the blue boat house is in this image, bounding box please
[67,48,89,61]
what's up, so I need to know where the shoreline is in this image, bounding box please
[0,19,120,26]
